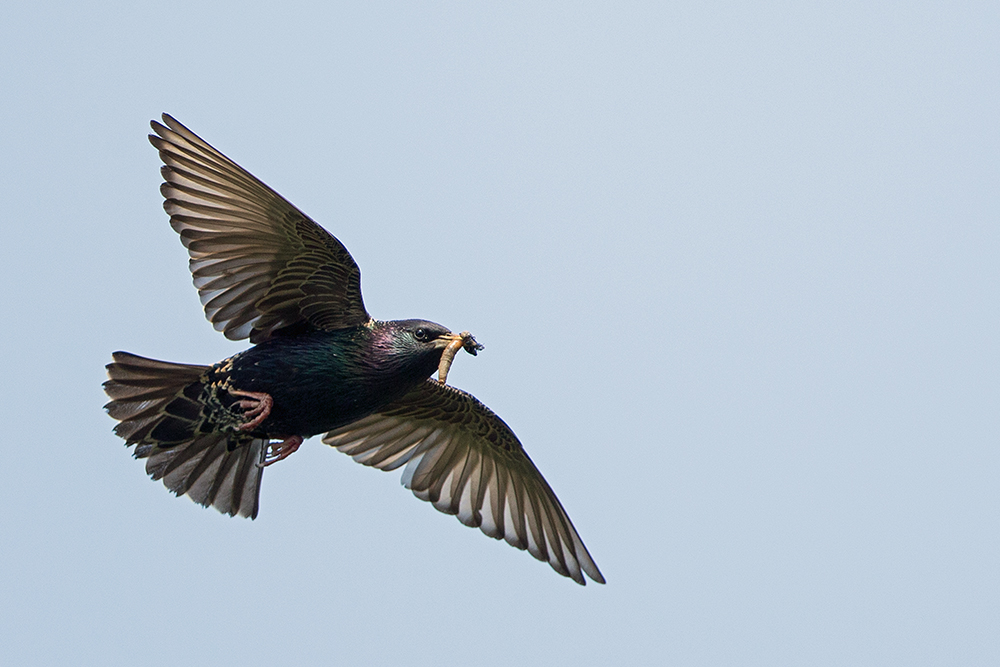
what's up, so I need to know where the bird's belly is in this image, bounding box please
[260,380,400,437]
[225,349,415,438]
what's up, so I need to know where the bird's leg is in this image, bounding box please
[229,389,273,431]
[259,435,303,468]
[228,388,302,467]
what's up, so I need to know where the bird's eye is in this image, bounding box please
[414,328,428,341]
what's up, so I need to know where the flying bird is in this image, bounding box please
[103,114,604,585]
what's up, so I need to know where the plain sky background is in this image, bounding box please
[2,2,998,665]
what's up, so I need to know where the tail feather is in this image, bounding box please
[104,351,265,519]
[149,432,265,518]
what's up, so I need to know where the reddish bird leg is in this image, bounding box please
[259,435,303,468]
[229,389,273,431]
[228,388,301,467]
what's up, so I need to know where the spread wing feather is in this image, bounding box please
[322,380,604,585]
[150,114,370,343]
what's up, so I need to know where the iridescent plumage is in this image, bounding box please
[104,115,604,585]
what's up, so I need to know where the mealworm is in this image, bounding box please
[438,337,465,384]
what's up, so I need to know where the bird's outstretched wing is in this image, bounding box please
[322,380,605,585]
[150,114,371,343]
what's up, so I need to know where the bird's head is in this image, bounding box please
[374,319,483,385]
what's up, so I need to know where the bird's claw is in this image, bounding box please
[228,389,273,431]
[227,389,301,467]
[258,435,303,468]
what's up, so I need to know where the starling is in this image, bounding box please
[103,114,605,585]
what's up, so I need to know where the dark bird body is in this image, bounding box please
[104,115,604,585]
[221,321,447,437]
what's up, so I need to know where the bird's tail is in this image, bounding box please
[103,351,265,518]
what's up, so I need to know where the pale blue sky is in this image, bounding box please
[2,2,998,665]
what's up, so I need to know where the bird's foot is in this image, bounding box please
[229,389,273,431]
[259,435,303,468]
